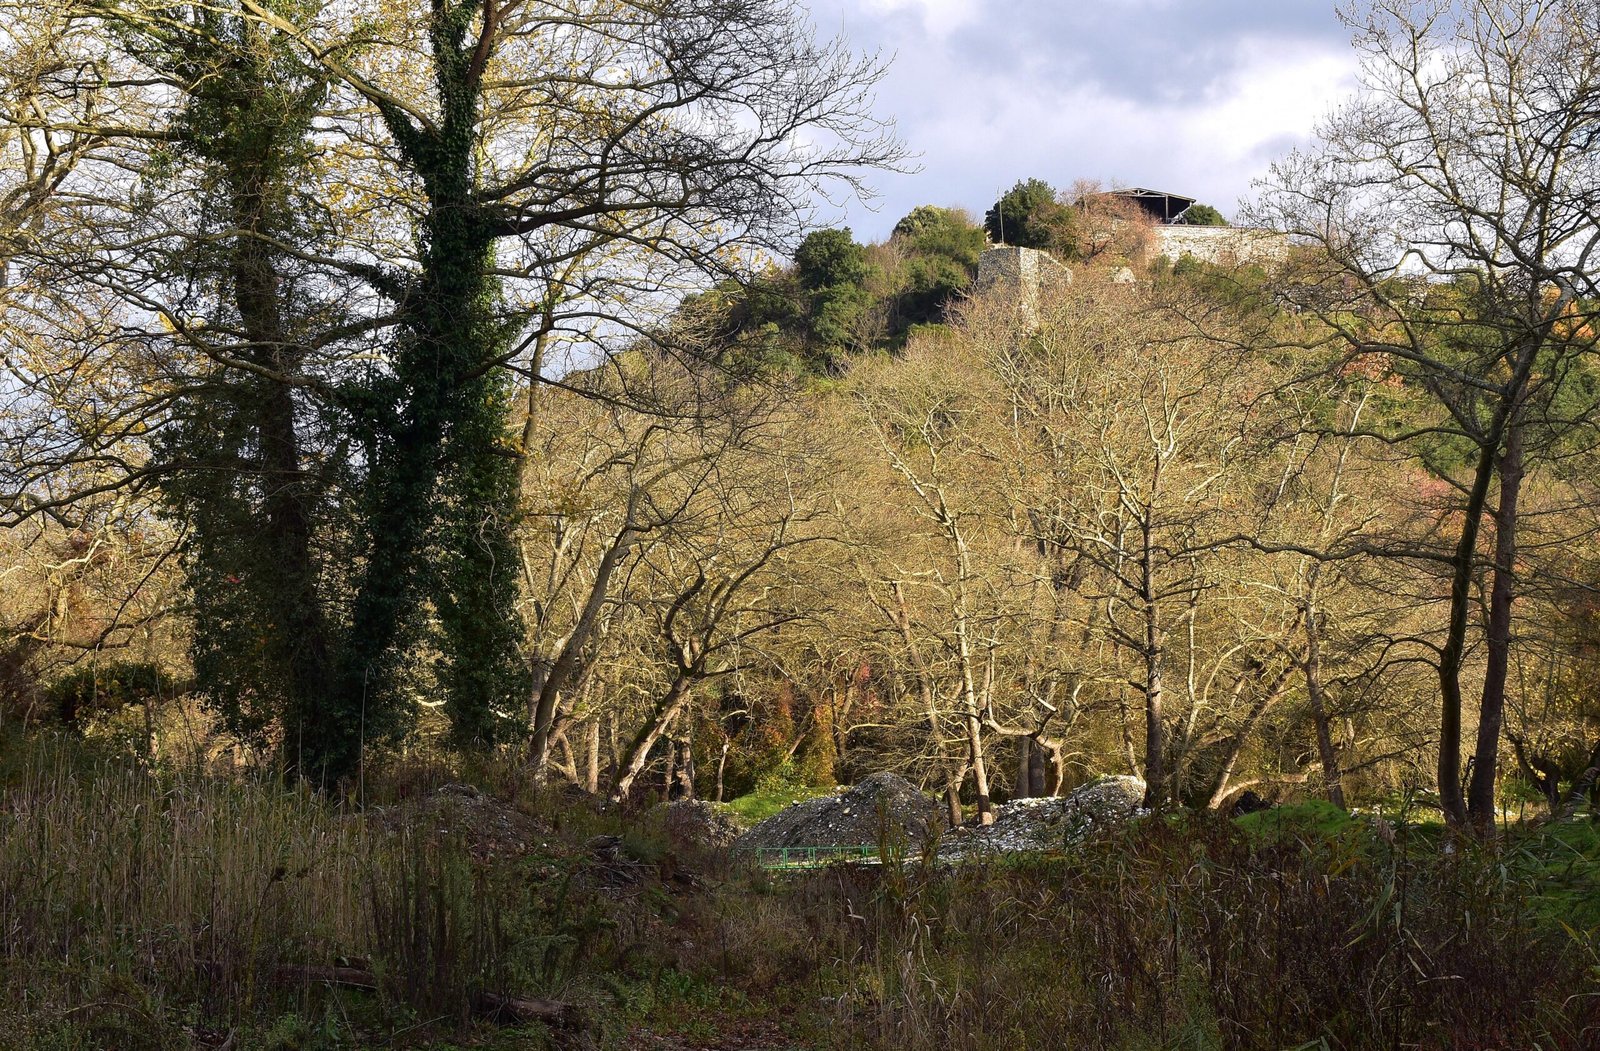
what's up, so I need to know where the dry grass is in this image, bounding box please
[740,813,1600,1050]
[0,739,590,1048]
[4,735,1596,1050]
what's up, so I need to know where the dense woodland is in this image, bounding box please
[2,0,1600,1047]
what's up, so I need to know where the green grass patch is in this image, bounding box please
[725,783,834,825]
[1508,817,1600,930]
[1233,799,1360,843]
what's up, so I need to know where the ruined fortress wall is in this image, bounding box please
[976,246,1073,324]
[1153,225,1289,266]
[977,246,1071,295]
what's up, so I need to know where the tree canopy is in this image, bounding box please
[0,0,902,785]
[1177,203,1228,226]
[984,178,1077,255]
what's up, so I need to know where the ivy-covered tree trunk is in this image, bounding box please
[150,5,344,776]
[226,167,338,773]
[434,371,528,750]
[319,0,529,780]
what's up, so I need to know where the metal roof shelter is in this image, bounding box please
[1105,187,1198,223]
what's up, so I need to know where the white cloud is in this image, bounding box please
[803,1,1359,239]
[857,0,979,36]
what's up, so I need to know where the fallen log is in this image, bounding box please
[472,991,584,1029]
[274,964,378,991]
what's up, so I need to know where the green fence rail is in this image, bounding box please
[752,844,882,869]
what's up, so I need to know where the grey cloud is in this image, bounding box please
[949,2,1348,104]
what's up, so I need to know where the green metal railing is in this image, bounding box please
[753,844,882,869]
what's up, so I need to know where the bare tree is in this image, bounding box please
[2,0,902,782]
[515,354,809,785]
[604,393,836,801]
[1252,0,1600,833]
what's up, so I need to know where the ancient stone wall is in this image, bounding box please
[976,246,1072,323]
[1153,225,1289,267]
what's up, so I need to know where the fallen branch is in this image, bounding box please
[472,991,584,1029]
[1553,740,1600,823]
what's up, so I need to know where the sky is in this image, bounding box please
[801,0,1362,241]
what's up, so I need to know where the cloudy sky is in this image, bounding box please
[801,0,1362,240]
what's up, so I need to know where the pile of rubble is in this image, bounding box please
[658,799,746,851]
[364,783,549,861]
[733,772,1151,861]
[735,772,943,852]
[939,776,1148,858]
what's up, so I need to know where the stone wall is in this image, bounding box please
[1153,225,1289,267]
[976,246,1072,322]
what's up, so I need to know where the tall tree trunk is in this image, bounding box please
[323,3,533,782]
[1116,682,1139,776]
[1141,516,1166,808]
[951,556,994,825]
[553,730,578,785]
[217,102,336,779]
[1303,610,1347,809]
[585,719,601,795]
[962,698,994,825]
[1437,436,1502,829]
[610,674,696,802]
[1437,337,1540,833]
[662,740,677,800]
[1014,736,1047,799]
[1467,420,1524,833]
[607,715,620,794]
[1014,737,1033,799]
[677,736,697,801]
[232,225,334,728]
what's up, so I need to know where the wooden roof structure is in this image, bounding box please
[1106,187,1198,223]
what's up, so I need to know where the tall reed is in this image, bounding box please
[789,814,1600,1050]
[0,741,546,1046]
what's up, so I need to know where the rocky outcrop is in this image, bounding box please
[940,775,1148,857]
[735,772,942,852]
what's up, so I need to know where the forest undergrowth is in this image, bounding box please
[1,735,1596,1051]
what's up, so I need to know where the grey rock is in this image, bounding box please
[735,772,942,852]
[940,775,1148,858]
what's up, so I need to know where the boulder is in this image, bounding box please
[940,775,1147,857]
[735,772,942,852]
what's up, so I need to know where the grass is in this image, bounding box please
[1511,817,1600,930]
[725,781,835,825]
[1232,799,1360,842]
[779,812,1600,1050]
[3,732,1597,1049]
[0,736,670,1048]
